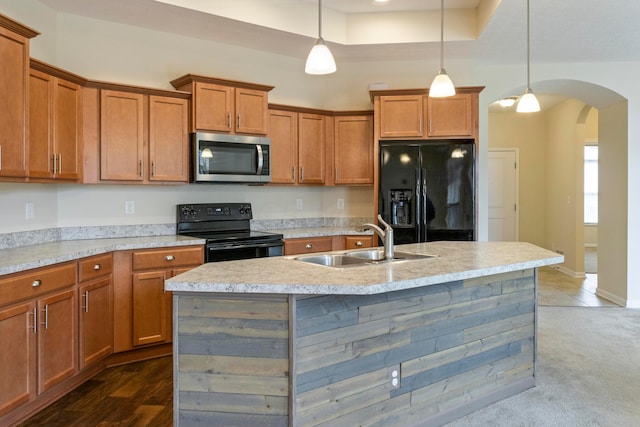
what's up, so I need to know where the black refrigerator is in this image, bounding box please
[378,140,475,244]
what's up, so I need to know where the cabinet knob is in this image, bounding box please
[165,255,175,261]
[355,241,363,247]
[32,279,42,287]
[305,244,313,249]
[94,264,101,270]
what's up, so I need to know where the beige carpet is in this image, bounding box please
[445,306,640,426]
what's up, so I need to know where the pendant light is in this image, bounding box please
[429,0,455,97]
[305,0,336,75]
[516,0,540,112]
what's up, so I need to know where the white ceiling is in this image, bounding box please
[36,0,640,110]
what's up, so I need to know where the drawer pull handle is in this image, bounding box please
[94,264,101,270]
[32,280,42,287]
[355,241,363,247]
[30,308,37,334]
[305,244,313,249]
[82,290,89,313]
[165,255,175,261]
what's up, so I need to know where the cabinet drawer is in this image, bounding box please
[284,237,333,255]
[132,246,203,271]
[0,262,77,307]
[344,235,375,250]
[78,254,113,282]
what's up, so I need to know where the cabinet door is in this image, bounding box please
[28,69,54,179]
[0,302,36,417]
[379,95,424,138]
[235,88,268,135]
[79,277,113,370]
[149,95,189,182]
[298,113,325,184]
[37,288,78,394]
[53,78,81,180]
[427,93,474,138]
[334,115,373,185]
[132,270,169,346]
[193,82,233,133]
[269,110,298,184]
[0,26,29,178]
[100,90,145,181]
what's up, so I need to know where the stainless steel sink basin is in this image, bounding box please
[295,254,370,268]
[344,249,437,262]
[295,250,436,268]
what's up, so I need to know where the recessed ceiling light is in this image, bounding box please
[373,0,390,5]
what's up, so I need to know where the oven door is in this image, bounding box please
[205,240,283,263]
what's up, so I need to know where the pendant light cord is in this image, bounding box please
[440,0,444,69]
[526,0,531,89]
[318,0,323,39]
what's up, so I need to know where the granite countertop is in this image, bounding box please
[165,241,563,295]
[0,236,205,276]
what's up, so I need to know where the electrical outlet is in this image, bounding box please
[25,202,34,220]
[296,198,303,211]
[337,198,344,210]
[390,365,401,389]
[125,200,135,215]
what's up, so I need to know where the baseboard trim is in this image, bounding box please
[553,265,585,279]
[595,288,626,307]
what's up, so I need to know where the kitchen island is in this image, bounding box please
[165,241,562,427]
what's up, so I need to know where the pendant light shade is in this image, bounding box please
[517,0,540,113]
[429,0,455,98]
[305,0,336,75]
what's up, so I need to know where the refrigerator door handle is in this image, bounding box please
[421,168,428,242]
[415,168,421,242]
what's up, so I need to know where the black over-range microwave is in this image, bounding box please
[192,132,271,184]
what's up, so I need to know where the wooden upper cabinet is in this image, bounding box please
[148,95,189,182]
[171,74,273,135]
[333,115,373,185]
[0,16,39,179]
[268,109,298,184]
[427,92,475,138]
[193,82,233,133]
[378,95,424,138]
[297,113,325,184]
[100,89,145,181]
[29,64,82,181]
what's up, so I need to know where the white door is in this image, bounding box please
[488,149,518,241]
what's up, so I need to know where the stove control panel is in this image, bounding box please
[177,203,253,222]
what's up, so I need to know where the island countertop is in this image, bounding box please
[165,241,563,295]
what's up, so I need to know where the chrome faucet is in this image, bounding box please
[359,215,394,260]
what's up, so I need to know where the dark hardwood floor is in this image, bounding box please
[19,356,173,427]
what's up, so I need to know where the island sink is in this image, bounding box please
[295,249,436,268]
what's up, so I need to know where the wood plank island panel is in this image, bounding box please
[172,268,537,427]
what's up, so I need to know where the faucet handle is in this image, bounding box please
[377,214,391,231]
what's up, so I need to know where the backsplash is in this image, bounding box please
[0,217,373,250]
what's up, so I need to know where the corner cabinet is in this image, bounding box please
[170,74,274,135]
[112,245,203,353]
[28,60,84,181]
[0,15,39,180]
[82,83,190,184]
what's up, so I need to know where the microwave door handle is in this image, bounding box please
[256,145,264,175]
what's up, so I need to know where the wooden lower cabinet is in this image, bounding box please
[114,246,204,352]
[343,235,374,250]
[78,253,113,370]
[284,234,375,255]
[0,262,77,419]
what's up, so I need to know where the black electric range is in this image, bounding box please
[176,203,284,263]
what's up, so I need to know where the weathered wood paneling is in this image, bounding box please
[175,294,289,426]
[174,269,537,426]
[294,269,536,426]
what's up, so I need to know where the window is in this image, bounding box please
[584,145,598,224]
